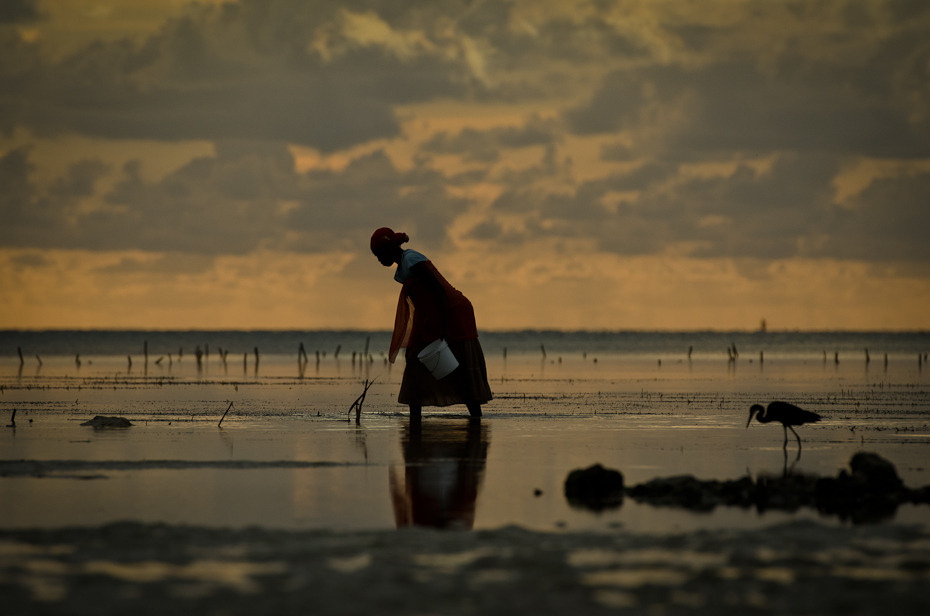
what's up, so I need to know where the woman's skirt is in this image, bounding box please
[398,338,493,407]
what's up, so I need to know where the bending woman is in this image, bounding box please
[370,227,492,419]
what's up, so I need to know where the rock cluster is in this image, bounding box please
[563,464,624,511]
[565,452,930,523]
[80,416,133,428]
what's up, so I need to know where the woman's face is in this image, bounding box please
[375,246,401,267]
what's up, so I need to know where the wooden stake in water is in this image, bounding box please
[348,378,376,425]
[218,401,234,427]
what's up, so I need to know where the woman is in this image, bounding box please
[370,227,492,419]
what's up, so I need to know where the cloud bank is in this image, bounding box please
[1,0,928,329]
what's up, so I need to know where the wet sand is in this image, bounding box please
[2,353,929,614]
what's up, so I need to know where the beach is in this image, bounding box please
[2,332,929,614]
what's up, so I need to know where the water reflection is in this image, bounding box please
[389,419,490,530]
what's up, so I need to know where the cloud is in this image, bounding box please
[0,0,41,24]
[1,0,929,329]
[478,151,930,265]
[823,169,930,261]
[1,0,928,268]
[0,141,467,255]
[421,115,560,162]
[565,58,929,160]
[286,149,466,252]
[2,1,477,151]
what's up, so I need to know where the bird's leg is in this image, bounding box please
[788,425,802,450]
[782,425,788,449]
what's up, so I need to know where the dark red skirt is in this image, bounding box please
[398,338,492,407]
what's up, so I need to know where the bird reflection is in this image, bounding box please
[389,418,490,530]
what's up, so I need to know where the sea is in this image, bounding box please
[2,328,929,533]
[3,328,928,363]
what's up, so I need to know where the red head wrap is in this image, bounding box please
[370,227,409,256]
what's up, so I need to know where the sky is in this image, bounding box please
[1,0,929,331]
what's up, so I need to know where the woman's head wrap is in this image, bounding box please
[370,227,409,256]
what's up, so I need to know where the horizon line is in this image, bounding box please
[2,327,928,335]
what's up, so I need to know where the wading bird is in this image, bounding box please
[746,401,822,451]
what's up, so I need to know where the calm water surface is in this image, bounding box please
[2,331,929,533]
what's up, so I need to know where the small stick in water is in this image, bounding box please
[348,378,376,424]
[6,409,15,428]
[218,401,234,427]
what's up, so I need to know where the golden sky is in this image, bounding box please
[2,0,929,331]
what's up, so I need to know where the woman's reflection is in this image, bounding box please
[389,418,490,530]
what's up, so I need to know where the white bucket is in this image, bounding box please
[417,339,459,380]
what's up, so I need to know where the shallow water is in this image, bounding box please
[1,352,929,532]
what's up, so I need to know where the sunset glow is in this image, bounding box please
[2,0,928,331]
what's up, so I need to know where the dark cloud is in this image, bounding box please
[50,159,109,198]
[2,1,473,151]
[9,251,49,268]
[885,0,930,22]
[567,58,929,159]
[562,67,648,136]
[287,150,464,251]
[0,146,56,247]
[1,0,927,270]
[821,170,930,261]
[479,151,930,263]
[422,115,559,162]
[0,0,41,24]
[0,143,462,255]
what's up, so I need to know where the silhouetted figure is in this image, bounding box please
[747,401,822,451]
[371,227,492,419]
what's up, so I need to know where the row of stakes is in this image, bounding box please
[14,339,386,373]
[12,344,930,371]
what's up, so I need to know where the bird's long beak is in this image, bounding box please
[745,410,754,429]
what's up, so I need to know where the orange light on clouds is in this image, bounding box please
[2,1,928,332]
